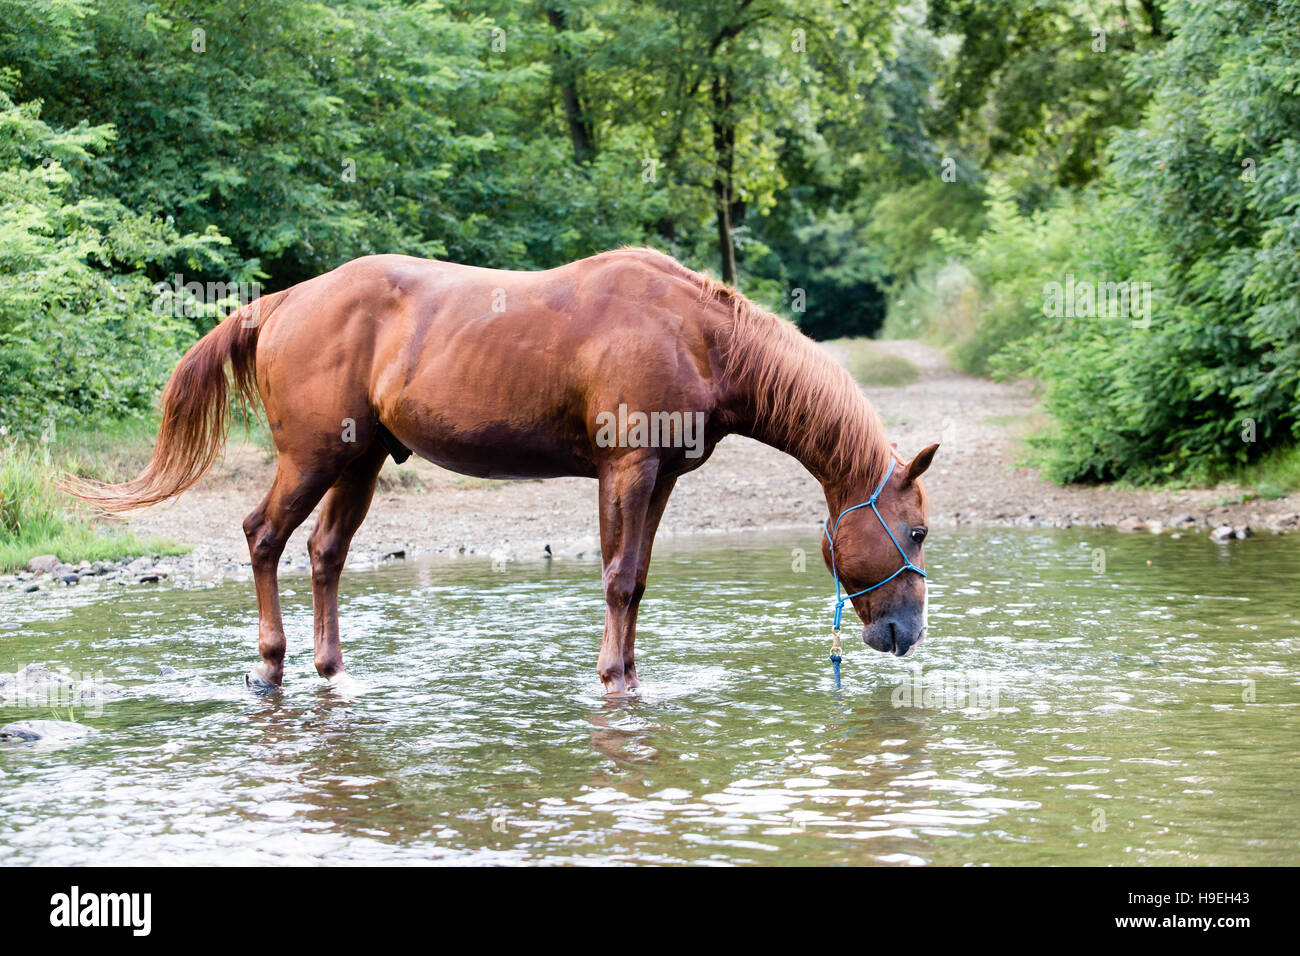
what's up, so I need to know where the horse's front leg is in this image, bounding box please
[596,455,672,695]
[620,475,676,690]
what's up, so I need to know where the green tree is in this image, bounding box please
[0,87,225,435]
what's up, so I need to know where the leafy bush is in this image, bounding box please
[783,207,889,340]
[0,89,226,439]
[1025,0,1300,483]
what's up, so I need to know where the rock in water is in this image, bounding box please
[75,683,124,702]
[1210,525,1235,541]
[0,720,95,742]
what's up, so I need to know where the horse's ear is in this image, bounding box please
[906,443,940,483]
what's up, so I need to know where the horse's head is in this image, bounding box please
[821,443,939,657]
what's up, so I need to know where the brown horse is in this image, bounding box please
[70,248,938,695]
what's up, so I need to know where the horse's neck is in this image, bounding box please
[715,318,887,502]
[740,409,879,509]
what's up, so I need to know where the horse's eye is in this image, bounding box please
[910,528,928,544]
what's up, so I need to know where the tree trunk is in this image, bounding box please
[1138,0,1163,37]
[711,70,737,287]
[714,188,736,286]
[545,6,596,164]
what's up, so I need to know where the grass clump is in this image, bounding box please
[1235,445,1300,501]
[831,338,920,387]
[0,438,184,572]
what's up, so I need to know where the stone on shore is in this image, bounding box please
[27,554,60,574]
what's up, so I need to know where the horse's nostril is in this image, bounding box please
[889,621,898,655]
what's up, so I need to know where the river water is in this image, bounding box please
[1,527,1297,865]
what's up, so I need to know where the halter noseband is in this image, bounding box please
[822,458,926,630]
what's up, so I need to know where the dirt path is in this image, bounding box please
[120,339,1299,573]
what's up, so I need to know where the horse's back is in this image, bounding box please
[249,252,728,478]
[254,251,722,479]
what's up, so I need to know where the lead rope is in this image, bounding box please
[829,630,843,688]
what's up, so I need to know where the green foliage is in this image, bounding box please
[1,0,903,415]
[0,442,60,541]
[0,87,225,438]
[0,0,1295,492]
[939,182,1081,376]
[1238,445,1300,500]
[866,178,985,285]
[881,181,1077,375]
[1025,0,1300,483]
[925,0,1159,197]
[884,0,1300,485]
[780,207,889,339]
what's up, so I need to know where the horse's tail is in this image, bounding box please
[62,291,288,512]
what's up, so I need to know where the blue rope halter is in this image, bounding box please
[822,458,927,633]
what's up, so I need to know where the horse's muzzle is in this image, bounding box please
[863,620,927,657]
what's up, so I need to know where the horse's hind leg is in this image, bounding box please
[307,444,387,681]
[242,460,340,690]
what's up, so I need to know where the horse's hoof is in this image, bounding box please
[244,669,280,695]
[325,671,361,696]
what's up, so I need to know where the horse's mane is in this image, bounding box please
[598,247,893,485]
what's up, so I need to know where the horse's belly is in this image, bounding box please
[390,416,597,481]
